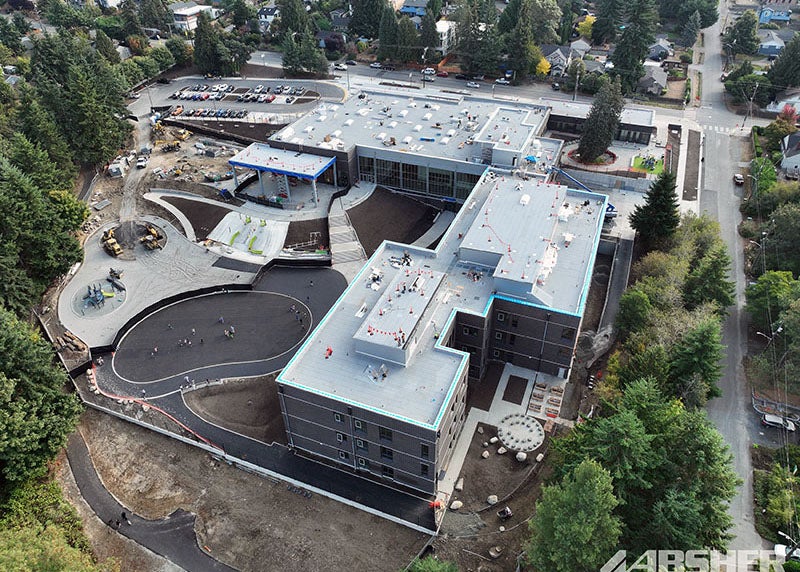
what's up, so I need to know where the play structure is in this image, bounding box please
[206,212,287,257]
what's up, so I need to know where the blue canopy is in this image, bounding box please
[525,155,538,163]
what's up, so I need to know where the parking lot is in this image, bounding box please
[167,81,313,121]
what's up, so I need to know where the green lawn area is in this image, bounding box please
[632,156,665,174]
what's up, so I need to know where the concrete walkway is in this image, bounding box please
[67,431,237,572]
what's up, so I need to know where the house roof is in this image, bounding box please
[638,66,667,88]
[402,0,428,7]
[782,132,800,158]
[584,59,605,74]
[570,38,591,54]
[759,30,785,47]
[258,6,278,17]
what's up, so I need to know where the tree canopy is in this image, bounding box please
[629,171,681,251]
[577,77,623,162]
[724,10,760,56]
[610,0,657,92]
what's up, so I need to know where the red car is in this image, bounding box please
[436,71,449,77]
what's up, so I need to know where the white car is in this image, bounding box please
[421,67,436,75]
[136,156,149,169]
[466,81,480,88]
[370,62,382,69]
[775,544,800,562]
[334,63,348,71]
[254,85,264,94]
[495,78,511,85]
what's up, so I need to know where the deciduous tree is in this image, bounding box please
[525,460,621,572]
[724,9,759,56]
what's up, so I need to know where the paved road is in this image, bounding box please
[67,432,236,572]
[697,1,769,553]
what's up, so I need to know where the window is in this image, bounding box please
[558,347,572,358]
[358,458,369,468]
[497,312,506,322]
[421,463,429,477]
[336,432,345,443]
[354,419,364,431]
[338,451,349,460]
[509,334,516,346]
[495,332,504,341]
[493,349,500,358]
[382,465,394,479]
[421,444,429,459]
[511,316,519,328]
[356,439,367,451]
[334,412,342,423]
[379,426,393,442]
[380,446,394,461]
[561,327,576,340]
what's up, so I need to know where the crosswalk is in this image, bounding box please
[701,124,737,134]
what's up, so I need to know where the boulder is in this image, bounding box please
[516,452,528,462]
[497,447,507,455]
[455,477,464,492]
[487,494,498,505]
[482,442,489,447]
[450,500,463,510]
[481,450,490,459]
[489,436,499,444]
[536,453,545,462]
[477,426,484,434]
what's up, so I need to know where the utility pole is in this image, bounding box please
[742,81,759,129]
[573,70,580,101]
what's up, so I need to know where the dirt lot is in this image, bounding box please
[60,409,428,572]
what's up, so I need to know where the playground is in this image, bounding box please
[205,211,289,258]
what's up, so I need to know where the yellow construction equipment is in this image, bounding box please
[102,229,122,256]
[174,129,192,141]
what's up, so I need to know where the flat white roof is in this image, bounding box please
[541,98,656,128]
[278,172,606,429]
[229,143,335,180]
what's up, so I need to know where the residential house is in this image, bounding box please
[258,6,279,33]
[399,0,427,17]
[316,31,347,51]
[570,38,591,59]
[637,65,668,95]
[330,8,351,32]
[541,45,574,76]
[648,38,673,61]
[759,7,792,25]
[781,132,800,174]
[583,59,605,75]
[759,30,785,57]
[436,20,456,55]
[767,89,800,113]
[169,1,214,32]
[410,15,423,29]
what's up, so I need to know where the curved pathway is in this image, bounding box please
[67,431,237,572]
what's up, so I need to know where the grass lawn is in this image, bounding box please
[632,156,665,174]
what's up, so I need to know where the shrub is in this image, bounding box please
[679,53,692,63]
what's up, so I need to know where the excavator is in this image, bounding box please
[101,228,122,256]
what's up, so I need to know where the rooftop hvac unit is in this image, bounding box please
[399,109,408,117]
[317,115,328,122]
[402,136,412,144]
[423,112,432,121]
[357,108,370,116]
[520,194,530,206]
[447,129,456,137]
[440,137,450,145]
[376,132,386,140]
[389,121,398,129]
[303,126,314,133]
[413,124,422,132]
[332,129,342,138]
[344,119,354,126]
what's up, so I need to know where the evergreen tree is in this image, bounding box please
[529,0,561,45]
[497,0,520,35]
[281,32,303,75]
[473,25,501,74]
[94,29,120,64]
[506,0,537,77]
[577,76,623,162]
[139,0,170,29]
[396,16,420,63]
[193,11,221,73]
[682,10,701,48]
[592,0,624,44]
[426,0,443,18]
[615,288,652,338]
[724,9,759,56]
[768,33,800,90]
[377,5,399,61]
[455,0,480,71]
[165,35,193,66]
[4,133,69,192]
[420,13,439,58]
[610,0,656,93]
[298,28,329,75]
[349,0,386,39]
[277,0,310,40]
[0,18,23,55]
[14,86,75,180]
[119,0,144,38]
[629,170,681,250]
[683,244,735,311]
[746,271,800,331]
[668,317,724,405]
[525,460,622,572]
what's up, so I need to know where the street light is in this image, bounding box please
[779,531,800,562]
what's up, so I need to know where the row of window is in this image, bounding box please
[334,430,430,460]
[495,312,576,340]
[357,156,480,200]
[337,453,431,479]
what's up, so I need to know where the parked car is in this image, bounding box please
[422,75,435,82]
[286,96,295,104]
[370,62,382,69]
[436,71,449,77]
[346,59,357,65]
[265,94,276,103]
[552,82,561,90]
[733,173,745,185]
[466,81,480,88]
[455,74,468,80]
[274,86,284,95]
[762,413,796,432]
[334,63,348,70]
[421,67,436,75]
[136,156,149,169]
[382,64,396,71]
[495,78,511,85]
[254,85,264,93]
